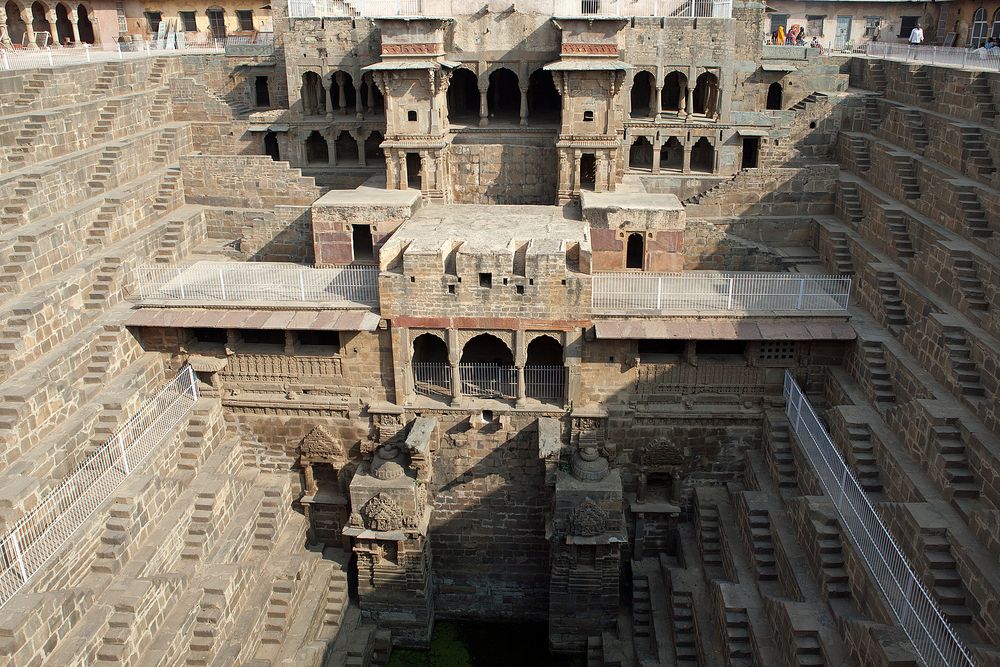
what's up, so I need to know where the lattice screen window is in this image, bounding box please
[759,341,797,361]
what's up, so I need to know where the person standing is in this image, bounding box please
[908,23,924,45]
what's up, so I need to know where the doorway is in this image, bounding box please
[834,16,852,49]
[741,136,760,168]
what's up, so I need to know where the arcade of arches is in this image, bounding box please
[3,0,95,46]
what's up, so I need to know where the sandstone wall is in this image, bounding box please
[181,154,320,209]
[448,144,558,205]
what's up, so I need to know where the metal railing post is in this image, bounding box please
[218,268,226,300]
[117,41,123,60]
[177,267,186,298]
[299,269,306,300]
[0,50,8,70]
[9,530,28,582]
[118,437,130,473]
[727,277,734,309]
[656,276,662,310]
[46,48,53,66]
[796,277,805,309]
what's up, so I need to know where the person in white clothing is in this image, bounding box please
[908,24,924,45]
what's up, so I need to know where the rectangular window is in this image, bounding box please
[899,15,920,38]
[864,16,882,37]
[179,11,197,31]
[806,15,825,37]
[145,11,162,33]
[695,340,747,358]
[769,14,789,35]
[192,328,226,344]
[758,341,797,361]
[241,329,284,347]
[297,330,340,350]
[236,9,254,31]
[637,339,685,362]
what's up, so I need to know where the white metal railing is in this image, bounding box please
[862,41,1000,72]
[592,272,851,313]
[413,362,452,399]
[525,365,566,402]
[459,363,517,399]
[136,262,380,308]
[783,372,975,667]
[0,40,224,71]
[0,367,198,609]
[556,0,730,18]
[287,0,422,17]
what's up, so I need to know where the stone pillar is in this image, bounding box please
[595,153,608,193]
[21,9,36,48]
[399,328,414,402]
[399,151,409,189]
[356,136,366,166]
[335,72,347,115]
[355,82,364,119]
[572,150,582,193]
[514,330,526,406]
[448,329,462,406]
[69,10,80,44]
[419,153,430,195]
[46,10,59,46]
[327,132,336,165]
[713,141,720,174]
[653,136,662,175]
[386,151,399,190]
[478,83,489,127]
[654,85,662,117]
[685,85,694,119]
[519,86,528,126]
[682,144,692,174]
[679,84,688,116]
[365,77,375,114]
[323,79,333,119]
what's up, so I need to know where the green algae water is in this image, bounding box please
[387,621,587,667]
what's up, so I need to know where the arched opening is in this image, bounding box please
[447,68,479,123]
[525,335,566,403]
[626,232,644,269]
[766,81,783,110]
[461,333,514,365]
[487,67,520,121]
[361,73,385,115]
[693,72,719,117]
[662,71,686,112]
[5,1,27,45]
[54,3,73,44]
[76,4,93,42]
[263,131,280,161]
[630,71,656,118]
[31,2,52,44]
[331,72,357,114]
[300,71,325,116]
[527,69,560,123]
[255,76,270,107]
[460,334,516,399]
[206,6,225,39]
[405,152,422,189]
[691,137,714,173]
[659,136,683,171]
[304,131,328,164]
[992,8,1000,39]
[629,136,654,171]
[412,333,450,399]
[364,131,384,163]
[334,131,359,165]
[971,8,987,47]
[526,336,563,366]
[580,153,596,191]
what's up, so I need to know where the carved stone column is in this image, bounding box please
[399,151,409,189]
[46,10,59,46]
[323,78,333,119]
[519,86,528,126]
[356,135,366,167]
[685,85,694,119]
[335,71,347,115]
[365,76,375,114]
[478,84,489,127]
[386,150,399,190]
[679,84,688,117]
[21,9,36,48]
[448,328,462,406]
[683,144,692,174]
[595,153,608,193]
[355,81,363,119]
[69,10,80,44]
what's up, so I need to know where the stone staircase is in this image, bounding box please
[860,340,897,407]
[721,605,753,666]
[864,95,883,131]
[838,181,863,228]
[671,590,699,663]
[763,416,797,491]
[900,108,929,153]
[745,508,777,581]
[958,126,995,178]
[828,231,854,275]
[884,209,915,261]
[868,63,887,93]
[631,570,653,657]
[953,184,993,239]
[889,153,920,199]
[789,91,826,112]
[846,134,870,170]
[91,100,123,141]
[941,327,986,397]
[697,502,724,578]
[971,75,997,121]
[932,424,979,500]
[951,250,989,313]
[846,423,882,492]
[912,68,935,103]
[875,271,908,328]
[811,514,851,600]
[920,533,974,624]
[12,71,54,109]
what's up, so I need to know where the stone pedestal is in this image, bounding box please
[345,444,434,646]
[548,446,624,652]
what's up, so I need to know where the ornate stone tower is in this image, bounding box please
[548,444,625,652]
[547,17,630,202]
[345,442,434,646]
[363,17,455,201]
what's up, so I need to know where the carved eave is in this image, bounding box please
[343,506,431,540]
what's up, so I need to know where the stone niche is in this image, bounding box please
[581,191,686,272]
